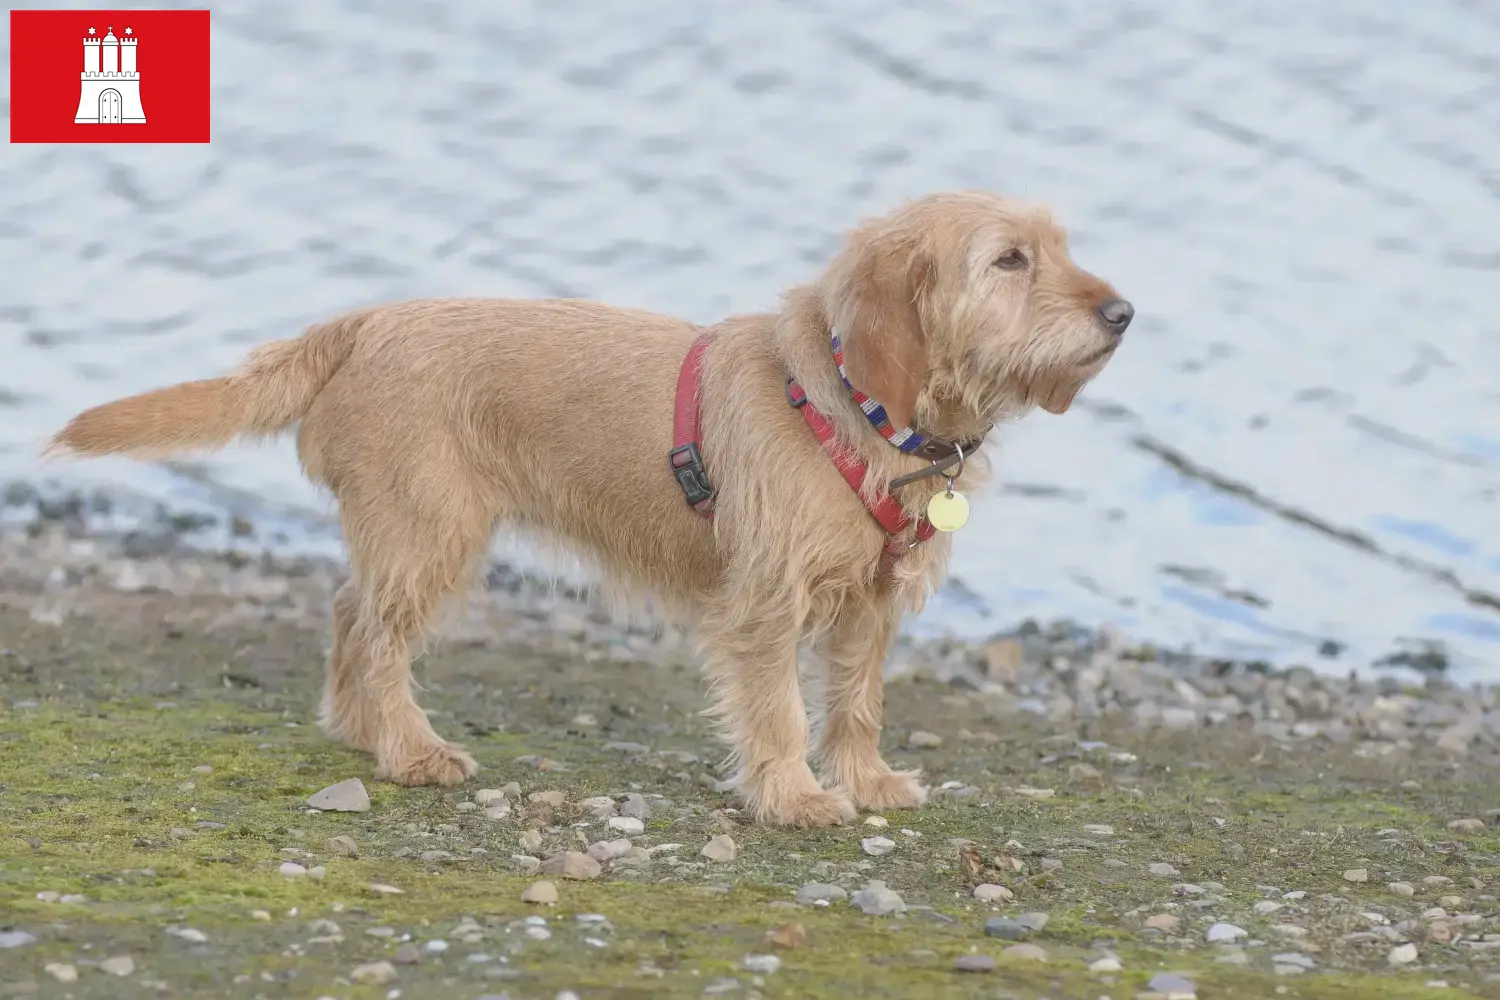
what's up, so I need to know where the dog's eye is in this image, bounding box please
[993,248,1028,270]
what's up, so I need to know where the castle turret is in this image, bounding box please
[120,28,138,73]
[83,27,100,73]
[101,26,118,74]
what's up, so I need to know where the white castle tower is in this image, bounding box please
[74,26,147,124]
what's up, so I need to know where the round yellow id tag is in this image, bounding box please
[926,489,970,532]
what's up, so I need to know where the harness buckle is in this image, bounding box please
[669,443,715,510]
[786,377,808,409]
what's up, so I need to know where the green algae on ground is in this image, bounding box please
[3,602,1500,998]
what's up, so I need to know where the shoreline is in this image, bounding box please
[3,478,1495,756]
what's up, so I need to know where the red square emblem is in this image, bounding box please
[9,9,211,143]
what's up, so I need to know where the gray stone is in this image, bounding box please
[953,954,997,973]
[307,778,371,812]
[1149,862,1180,877]
[1017,912,1049,932]
[850,880,905,916]
[983,917,1027,940]
[0,931,37,949]
[796,883,847,905]
[1206,922,1247,943]
[350,961,398,984]
[1146,972,1197,996]
[700,835,738,862]
[1003,943,1048,961]
[621,794,652,821]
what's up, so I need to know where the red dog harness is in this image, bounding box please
[669,332,937,579]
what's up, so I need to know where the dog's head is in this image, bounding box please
[820,191,1131,432]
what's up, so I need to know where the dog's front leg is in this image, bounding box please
[701,621,855,828]
[812,600,928,813]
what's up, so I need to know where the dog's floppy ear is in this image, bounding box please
[823,224,932,430]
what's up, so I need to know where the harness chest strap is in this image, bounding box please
[668,332,936,574]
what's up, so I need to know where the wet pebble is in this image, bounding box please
[307,778,370,812]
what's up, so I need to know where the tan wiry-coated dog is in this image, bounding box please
[48,191,1132,828]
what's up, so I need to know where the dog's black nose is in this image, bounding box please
[1098,298,1134,333]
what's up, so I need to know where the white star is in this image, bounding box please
[88,27,96,36]
[124,27,132,36]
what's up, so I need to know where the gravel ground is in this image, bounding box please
[2,484,1500,999]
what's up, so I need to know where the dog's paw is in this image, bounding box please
[846,768,928,812]
[757,788,857,829]
[377,742,478,787]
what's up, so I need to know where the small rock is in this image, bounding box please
[1015,786,1055,799]
[621,794,652,821]
[796,883,847,905]
[851,880,905,916]
[766,923,808,949]
[1206,922,1246,943]
[392,943,421,965]
[44,964,78,984]
[1343,868,1369,883]
[862,836,896,857]
[1388,881,1415,896]
[541,851,602,880]
[1003,943,1048,961]
[1082,824,1114,836]
[530,790,567,808]
[972,884,1013,903]
[984,917,1027,940]
[519,829,544,853]
[512,855,541,875]
[1144,913,1180,932]
[167,927,208,943]
[953,954,997,973]
[701,835,738,862]
[325,835,358,857]
[1448,818,1485,833]
[367,882,404,895]
[350,961,398,985]
[607,816,645,835]
[1173,883,1205,896]
[863,815,888,828]
[521,880,559,905]
[908,730,943,749]
[1253,901,1283,916]
[280,862,307,878]
[1149,862,1180,877]
[0,931,37,948]
[586,838,633,862]
[251,910,271,921]
[99,956,135,977]
[1017,912,1049,932]
[1089,955,1123,972]
[424,939,449,954]
[307,778,371,812]
[473,788,509,807]
[1146,972,1197,997]
[1388,942,1418,966]
[742,954,781,975]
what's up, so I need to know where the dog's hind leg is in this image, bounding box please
[811,599,928,812]
[334,485,495,787]
[318,578,377,753]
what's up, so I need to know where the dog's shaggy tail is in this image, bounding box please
[46,311,367,461]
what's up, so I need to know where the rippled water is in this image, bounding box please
[3,0,1497,675]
